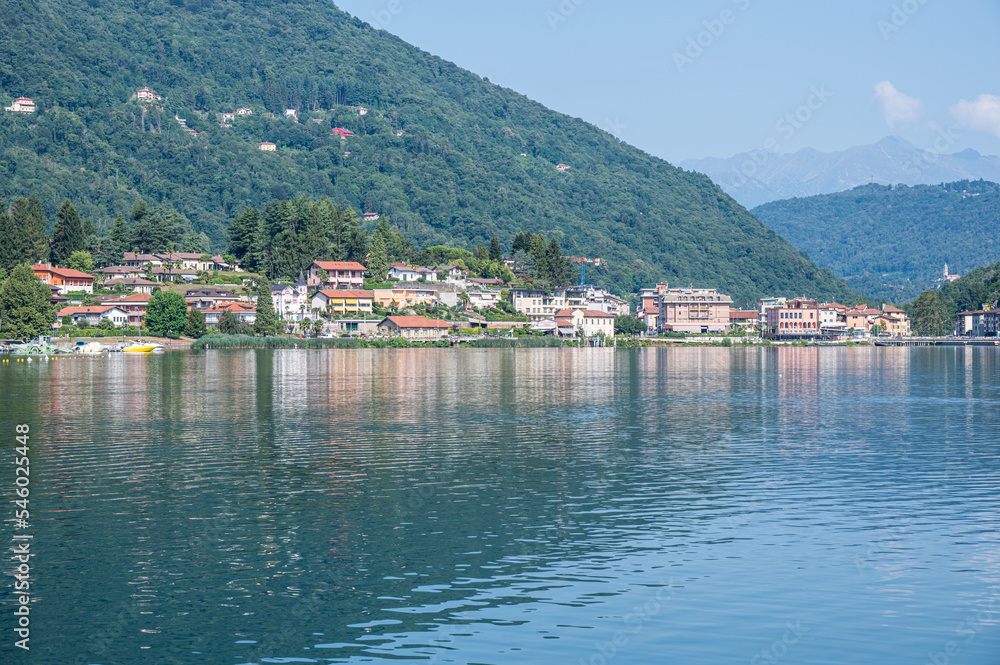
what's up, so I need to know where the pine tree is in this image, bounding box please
[367,232,388,282]
[0,265,57,338]
[26,195,49,264]
[529,234,549,280]
[185,308,207,338]
[253,277,278,336]
[343,207,368,263]
[106,216,132,266]
[0,199,16,272]
[51,201,86,267]
[489,235,502,261]
[547,236,571,285]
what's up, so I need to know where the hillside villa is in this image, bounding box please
[5,97,35,113]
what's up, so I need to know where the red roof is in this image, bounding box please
[32,264,95,280]
[554,308,615,318]
[729,309,759,320]
[96,294,152,303]
[316,290,373,299]
[383,316,450,329]
[313,261,367,271]
[205,302,256,314]
[58,305,121,316]
[882,305,905,313]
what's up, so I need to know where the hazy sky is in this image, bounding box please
[332,0,1000,164]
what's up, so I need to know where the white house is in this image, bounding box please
[236,107,252,115]
[388,263,437,282]
[553,308,615,337]
[271,274,311,322]
[57,305,129,327]
[284,109,297,118]
[5,97,36,113]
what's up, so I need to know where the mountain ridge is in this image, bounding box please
[681,136,1000,208]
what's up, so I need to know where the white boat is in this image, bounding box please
[74,341,107,354]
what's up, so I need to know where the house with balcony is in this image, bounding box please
[372,287,437,309]
[135,87,162,102]
[511,287,569,321]
[32,264,95,294]
[657,287,732,334]
[94,294,152,327]
[236,107,252,116]
[387,263,437,282]
[377,316,451,338]
[271,273,311,322]
[123,253,164,268]
[259,142,277,151]
[311,290,374,315]
[308,261,366,289]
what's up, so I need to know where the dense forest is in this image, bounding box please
[0,0,855,303]
[751,180,1000,301]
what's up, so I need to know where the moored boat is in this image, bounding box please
[121,340,162,353]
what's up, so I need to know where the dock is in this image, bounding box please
[874,337,999,347]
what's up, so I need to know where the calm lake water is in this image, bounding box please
[2,347,999,665]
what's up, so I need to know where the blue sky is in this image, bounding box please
[332,0,1000,163]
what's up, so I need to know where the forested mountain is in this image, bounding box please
[751,180,1000,302]
[0,0,854,302]
[681,136,1000,209]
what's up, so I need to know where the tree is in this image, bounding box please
[51,201,87,267]
[312,317,325,336]
[546,237,572,285]
[367,232,389,282]
[253,278,278,336]
[105,216,132,267]
[185,308,207,338]
[144,289,188,337]
[218,310,253,335]
[97,317,116,331]
[0,266,57,338]
[529,234,549,279]
[614,315,648,336]
[67,251,94,273]
[26,195,49,264]
[511,249,537,277]
[489,235,502,261]
[910,291,951,336]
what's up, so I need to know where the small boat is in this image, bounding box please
[74,340,108,354]
[121,340,162,353]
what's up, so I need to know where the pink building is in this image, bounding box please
[766,298,821,338]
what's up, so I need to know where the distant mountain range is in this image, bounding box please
[751,180,1000,302]
[681,137,1000,209]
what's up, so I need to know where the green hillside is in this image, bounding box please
[751,180,1000,301]
[906,260,1000,336]
[0,0,854,302]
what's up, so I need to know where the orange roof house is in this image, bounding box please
[308,260,366,289]
[32,264,95,294]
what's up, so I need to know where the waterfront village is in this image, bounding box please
[23,251,971,344]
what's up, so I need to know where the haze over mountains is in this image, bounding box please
[0,0,856,303]
[681,136,1000,209]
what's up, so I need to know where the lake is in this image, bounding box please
[2,347,999,665]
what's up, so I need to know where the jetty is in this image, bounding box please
[874,337,999,347]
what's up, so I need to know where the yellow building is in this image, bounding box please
[311,289,374,314]
[258,142,276,151]
[373,287,437,309]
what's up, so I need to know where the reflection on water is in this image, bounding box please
[1,347,998,665]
